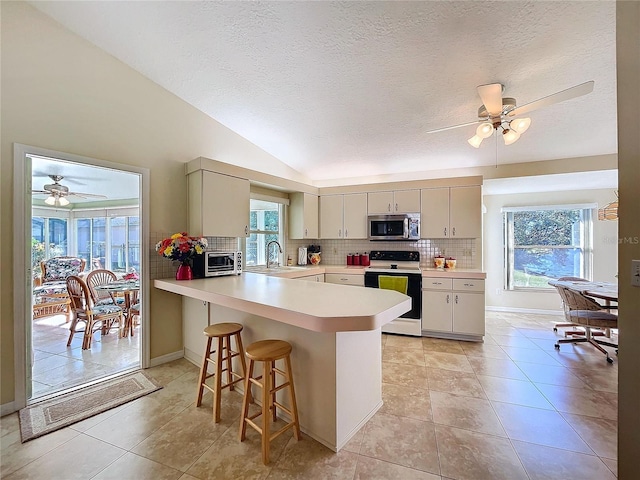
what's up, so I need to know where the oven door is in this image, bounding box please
[364,271,422,319]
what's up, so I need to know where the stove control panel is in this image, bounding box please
[369,250,420,262]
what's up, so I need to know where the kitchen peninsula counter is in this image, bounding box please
[154,274,410,452]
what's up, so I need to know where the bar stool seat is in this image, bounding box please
[196,322,249,422]
[239,339,301,464]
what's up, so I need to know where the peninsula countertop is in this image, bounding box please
[154,273,411,333]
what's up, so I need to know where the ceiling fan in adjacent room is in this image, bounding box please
[32,174,107,206]
[426,81,594,148]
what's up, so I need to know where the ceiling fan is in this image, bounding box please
[32,174,107,206]
[427,81,595,148]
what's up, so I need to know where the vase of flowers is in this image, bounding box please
[155,232,208,280]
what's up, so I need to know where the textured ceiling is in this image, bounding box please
[30,1,617,186]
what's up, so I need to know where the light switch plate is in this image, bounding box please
[632,259,640,287]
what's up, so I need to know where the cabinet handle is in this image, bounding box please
[338,229,342,238]
[464,283,474,287]
[432,281,442,285]
[341,278,348,281]
[395,203,398,211]
[444,227,447,237]
[388,203,391,212]
[345,229,348,238]
[446,294,450,304]
[245,225,249,236]
[452,227,456,236]
[455,294,459,304]
[305,228,308,237]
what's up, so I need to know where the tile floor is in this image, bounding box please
[1,311,618,479]
[30,312,141,399]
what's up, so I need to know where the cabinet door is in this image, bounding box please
[290,193,319,239]
[183,297,209,365]
[196,171,250,237]
[320,195,344,239]
[449,186,482,238]
[393,189,421,213]
[420,188,450,238]
[367,191,394,214]
[299,274,324,282]
[343,193,368,239]
[453,292,485,335]
[421,290,453,332]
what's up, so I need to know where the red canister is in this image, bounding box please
[353,253,360,265]
[347,254,353,265]
[360,252,370,266]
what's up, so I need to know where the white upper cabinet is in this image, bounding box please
[188,170,250,238]
[368,189,420,214]
[289,192,319,239]
[320,193,367,239]
[420,186,481,238]
[343,193,368,238]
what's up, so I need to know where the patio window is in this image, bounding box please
[503,204,594,290]
[31,216,68,270]
[76,215,140,272]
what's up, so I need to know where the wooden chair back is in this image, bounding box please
[66,275,92,312]
[86,269,117,303]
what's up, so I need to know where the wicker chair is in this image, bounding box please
[554,285,618,363]
[66,275,123,349]
[33,256,86,320]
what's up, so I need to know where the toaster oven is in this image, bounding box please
[192,251,242,278]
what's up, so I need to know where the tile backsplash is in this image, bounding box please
[150,233,478,279]
[286,238,478,269]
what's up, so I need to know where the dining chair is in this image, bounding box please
[551,276,594,336]
[86,269,125,305]
[554,285,618,363]
[66,275,123,349]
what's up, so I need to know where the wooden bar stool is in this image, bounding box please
[196,322,249,423]
[239,339,301,464]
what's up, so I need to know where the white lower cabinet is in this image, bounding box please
[324,273,364,286]
[183,297,209,365]
[421,278,485,338]
[298,273,324,282]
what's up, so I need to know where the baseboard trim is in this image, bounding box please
[1,401,16,417]
[148,350,184,368]
[486,306,562,315]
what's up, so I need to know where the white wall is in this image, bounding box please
[484,189,619,311]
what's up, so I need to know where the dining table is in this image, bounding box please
[548,279,618,305]
[94,280,140,337]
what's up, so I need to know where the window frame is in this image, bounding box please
[244,196,287,267]
[502,203,595,291]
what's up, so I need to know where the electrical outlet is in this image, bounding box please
[463,248,472,256]
[632,259,640,287]
[333,247,337,255]
[441,248,447,256]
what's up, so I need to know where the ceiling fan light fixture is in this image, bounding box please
[468,135,483,148]
[502,128,520,145]
[44,195,56,206]
[476,122,494,139]
[510,117,531,134]
[58,196,70,206]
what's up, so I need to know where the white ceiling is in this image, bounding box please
[31,155,139,203]
[30,1,617,186]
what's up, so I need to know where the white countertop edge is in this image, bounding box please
[154,277,411,333]
[245,265,485,279]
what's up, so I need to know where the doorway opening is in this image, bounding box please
[13,144,149,407]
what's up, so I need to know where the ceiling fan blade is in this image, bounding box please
[476,83,504,116]
[508,80,594,117]
[426,120,481,134]
[31,190,49,194]
[68,192,108,199]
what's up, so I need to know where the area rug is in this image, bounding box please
[19,371,161,442]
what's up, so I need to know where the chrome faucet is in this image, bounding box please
[266,240,283,268]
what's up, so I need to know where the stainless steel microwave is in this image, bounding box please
[368,214,420,241]
[192,251,242,278]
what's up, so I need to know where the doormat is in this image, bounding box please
[19,371,161,443]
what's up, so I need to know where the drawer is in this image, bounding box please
[422,278,453,290]
[453,279,485,292]
[325,273,364,286]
